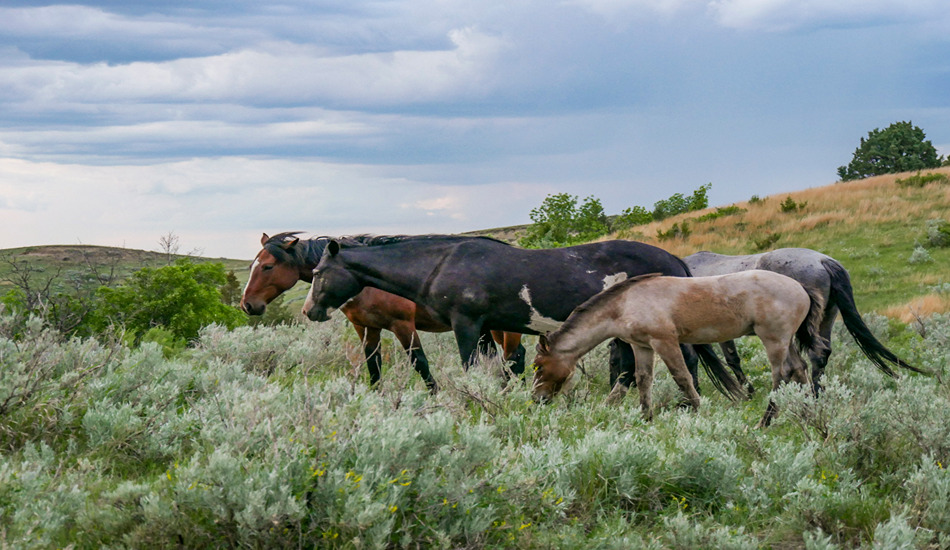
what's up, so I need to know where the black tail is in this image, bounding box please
[694,343,747,401]
[796,285,829,360]
[821,258,923,375]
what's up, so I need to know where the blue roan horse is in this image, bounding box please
[681,248,922,393]
[302,235,747,401]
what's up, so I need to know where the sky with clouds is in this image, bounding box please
[1,0,948,259]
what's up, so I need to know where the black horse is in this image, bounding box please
[302,235,746,401]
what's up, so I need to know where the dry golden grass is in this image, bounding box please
[609,166,950,319]
[881,294,950,323]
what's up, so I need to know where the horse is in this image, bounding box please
[532,271,827,427]
[301,235,747,402]
[682,248,922,394]
[240,232,526,392]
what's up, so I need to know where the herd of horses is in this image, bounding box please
[240,232,922,426]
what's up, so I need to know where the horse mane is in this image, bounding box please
[327,234,511,247]
[262,232,330,267]
[553,272,664,339]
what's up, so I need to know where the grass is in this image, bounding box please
[613,167,950,314]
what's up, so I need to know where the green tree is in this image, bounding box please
[519,193,609,248]
[89,259,245,345]
[837,121,944,181]
[652,183,711,221]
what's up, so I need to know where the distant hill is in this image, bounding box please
[3,168,948,320]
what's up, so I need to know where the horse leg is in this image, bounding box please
[631,345,656,421]
[354,324,383,387]
[756,336,794,428]
[720,340,754,395]
[681,343,700,395]
[808,305,838,395]
[495,331,526,378]
[653,338,701,411]
[391,322,438,393]
[452,317,485,370]
[608,339,637,389]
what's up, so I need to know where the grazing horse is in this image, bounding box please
[240,232,526,392]
[682,248,921,394]
[533,271,827,427]
[302,235,746,402]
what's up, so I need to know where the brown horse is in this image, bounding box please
[532,270,827,427]
[240,232,525,392]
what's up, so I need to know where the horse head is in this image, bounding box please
[302,239,363,322]
[240,232,309,316]
[530,335,575,402]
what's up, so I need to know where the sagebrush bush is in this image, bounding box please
[1,310,949,548]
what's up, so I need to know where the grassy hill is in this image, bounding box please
[4,168,949,320]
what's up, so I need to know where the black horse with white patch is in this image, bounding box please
[302,235,746,401]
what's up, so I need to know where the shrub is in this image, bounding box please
[909,245,934,264]
[656,221,691,241]
[780,196,807,213]
[751,232,781,251]
[925,219,950,248]
[896,171,949,188]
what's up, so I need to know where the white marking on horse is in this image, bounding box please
[243,259,259,295]
[602,272,628,290]
[519,285,562,333]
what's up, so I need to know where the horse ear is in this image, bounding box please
[328,240,341,256]
[537,334,550,353]
[261,233,270,246]
[281,237,299,250]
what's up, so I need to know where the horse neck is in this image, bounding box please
[336,240,454,302]
[549,303,620,360]
[295,238,329,282]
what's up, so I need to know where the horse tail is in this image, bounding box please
[795,285,828,360]
[820,257,923,375]
[694,343,747,401]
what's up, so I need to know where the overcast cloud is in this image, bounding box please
[1,0,948,259]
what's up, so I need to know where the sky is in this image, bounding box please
[1,0,948,260]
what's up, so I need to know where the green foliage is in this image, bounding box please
[837,121,944,181]
[751,232,782,251]
[88,259,246,346]
[1,310,948,548]
[748,194,764,204]
[925,219,950,248]
[656,221,691,241]
[615,205,654,228]
[519,193,609,248]
[779,196,807,213]
[652,183,711,221]
[896,171,949,188]
[695,205,745,222]
[908,245,934,265]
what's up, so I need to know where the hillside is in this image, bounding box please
[3,168,948,320]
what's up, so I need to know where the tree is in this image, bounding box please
[837,121,944,181]
[519,193,609,248]
[89,259,246,345]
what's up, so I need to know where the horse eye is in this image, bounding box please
[262,264,274,271]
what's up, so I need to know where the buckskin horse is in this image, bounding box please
[240,232,526,392]
[532,271,826,427]
[302,235,746,401]
[683,248,922,394]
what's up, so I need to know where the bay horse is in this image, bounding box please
[533,271,827,427]
[682,248,921,394]
[302,235,746,402]
[240,232,526,392]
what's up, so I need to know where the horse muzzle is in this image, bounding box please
[304,306,332,322]
[241,301,265,316]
